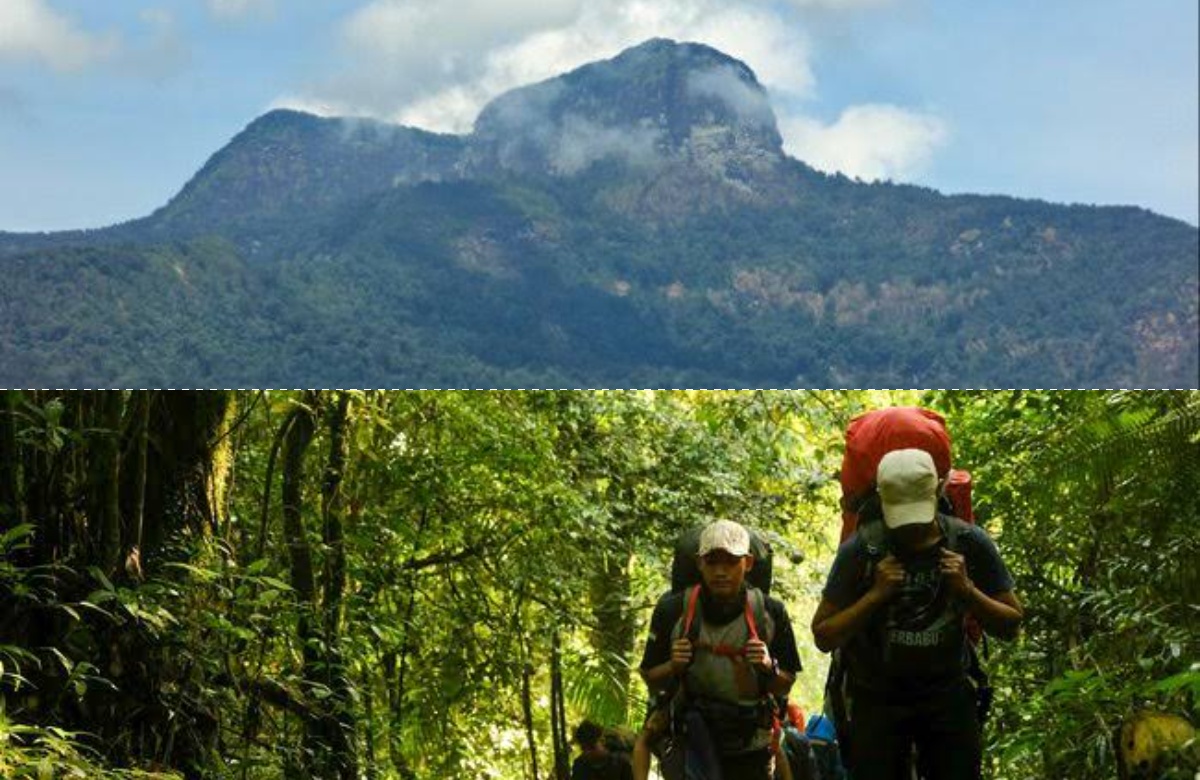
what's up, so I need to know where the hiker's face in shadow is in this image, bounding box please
[887,519,939,553]
[698,551,754,600]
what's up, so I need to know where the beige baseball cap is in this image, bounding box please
[877,448,939,529]
[697,519,751,557]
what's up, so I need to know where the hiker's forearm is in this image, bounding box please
[763,669,795,697]
[812,591,888,652]
[641,660,682,691]
[966,588,1022,640]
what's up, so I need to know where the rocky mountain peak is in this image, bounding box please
[465,38,785,178]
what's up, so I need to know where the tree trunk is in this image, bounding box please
[23,418,51,561]
[319,392,357,780]
[590,545,636,721]
[124,390,152,580]
[522,651,541,780]
[139,391,233,564]
[382,649,416,780]
[362,664,379,780]
[322,393,351,646]
[282,395,318,607]
[91,390,124,575]
[280,393,321,779]
[0,391,238,777]
[551,629,571,780]
[0,390,20,533]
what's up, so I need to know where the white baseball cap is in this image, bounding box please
[877,448,939,529]
[698,519,751,557]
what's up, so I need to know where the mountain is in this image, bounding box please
[1,39,1196,387]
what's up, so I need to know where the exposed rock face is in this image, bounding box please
[147,39,792,234]
[465,38,785,180]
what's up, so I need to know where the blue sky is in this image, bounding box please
[1,0,1196,232]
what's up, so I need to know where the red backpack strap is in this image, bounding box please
[683,584,702,640]
[743,592,761,643]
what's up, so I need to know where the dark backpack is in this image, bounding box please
[573,752,631,780]
[671,524,774,595]
[810,738,847,780]
[602,727,635,757]
[780,726,819,780]
[824,514,993,770]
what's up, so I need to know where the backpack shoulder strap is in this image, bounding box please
[744,587,773,644]
[855,520,889,589]
[682,584,703,642]
[937,513,972,555]
[857,519,888,559]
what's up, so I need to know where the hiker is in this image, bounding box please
[803,714,847,780]
[776,702,817,780]
[811,448,1023,780]
[777,704,848,780]
[573,719,634,780]
[639,519,803,780]
[604,725,637,760]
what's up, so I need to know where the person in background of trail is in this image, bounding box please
[639,519,803,780]
[776,702,816,780]
[572,720,634,780]
[811,449,1023,780]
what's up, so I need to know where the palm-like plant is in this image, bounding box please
[936,390,1200,780]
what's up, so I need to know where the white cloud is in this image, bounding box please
[269,94,350,117]
[310,0,814,133]
[343,0,583,51]
[394,84,493,133]
[0,0,120,72]
[687,65,774,125]
[549,115,662,174]
[780,104,949,181]
[683,4,814,96]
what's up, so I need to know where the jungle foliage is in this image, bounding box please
[0,390,1196,779]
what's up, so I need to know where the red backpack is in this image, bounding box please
[839,406,974,543]
[837,406,982,646]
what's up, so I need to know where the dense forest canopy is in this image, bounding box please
[0,390,1196,778]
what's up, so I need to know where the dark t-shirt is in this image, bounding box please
[571,752,633,780]
[639,587,803,677]
[821,520,1014,696]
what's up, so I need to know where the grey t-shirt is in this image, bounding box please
[822,519,1014,696]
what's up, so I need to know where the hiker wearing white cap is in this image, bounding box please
[811,449,1023,780]
[639,519,802,780]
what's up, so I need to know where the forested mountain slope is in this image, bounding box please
[2,40,1195,386]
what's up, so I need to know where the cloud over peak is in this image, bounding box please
[0,0,120,72]
[782,104,948,182]
[287,0,945,183]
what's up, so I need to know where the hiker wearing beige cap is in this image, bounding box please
[639,519,802,780]
[811,449,1023,780]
